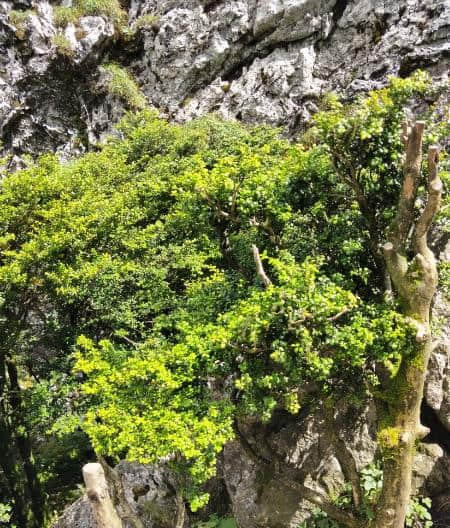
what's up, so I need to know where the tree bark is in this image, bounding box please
[252,244,272,287]
[175,491,186,528]
[0,414,29,528]
[6,359,45,527]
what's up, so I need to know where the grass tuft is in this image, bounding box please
[51,33,75,58]
[101,64,147,110]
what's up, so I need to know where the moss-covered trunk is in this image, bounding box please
[372,337,432,528]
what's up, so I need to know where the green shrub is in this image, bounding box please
[0,75,447,525]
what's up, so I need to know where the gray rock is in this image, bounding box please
[52,495,93,528]
[0,0,448,160]
[115,461,181,528]
[224,403,378,528]
[426,242,450,432]
[52,463,181,528]
[413,443,450,496]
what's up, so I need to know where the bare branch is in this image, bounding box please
[330,153,389,291]
[250,217,281,246]
[197,188,236,222]
[230,178,244,219]
[328,307,351,322]
[390,121,425,251]
[383,269,393,304]
[251,244,272,287]
[401,120,411,147]
[427,145,439,183]
[417,424,431,439]
[414,146,443,255]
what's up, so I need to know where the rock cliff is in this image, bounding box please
[0,0,448,163]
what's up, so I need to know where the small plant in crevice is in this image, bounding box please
[133,13,160,31]
[101,63,147,110]
[194,515,237,528]
[53,6,81,27]
[119,13,160,42]
[299,462,433,527]
[51,33,75,58]
[73,0,127,28]
[8,9,36,40]
[53,0,127,32]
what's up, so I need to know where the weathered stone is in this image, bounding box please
[223,403,378,528]
[426,241,450,432]
[52,495,94,528]
[0,0,448,160]
[413,443,450,496]
[53,459,231,528]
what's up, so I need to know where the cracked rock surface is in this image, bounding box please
[0,0,448,162]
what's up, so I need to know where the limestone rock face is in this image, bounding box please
[426,241,450,434]
[52,495,93,528]
[0,0,448,162]
[223,404,378,528]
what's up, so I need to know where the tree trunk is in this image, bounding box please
[0,414,29,528]
[6,359,45,527]
[371,337,433,528]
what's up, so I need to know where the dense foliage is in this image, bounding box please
[0,72,447,526]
